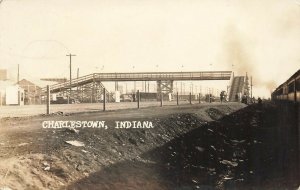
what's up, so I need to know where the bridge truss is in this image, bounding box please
[42,71,232,102]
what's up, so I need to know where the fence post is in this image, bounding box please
[137,90,140,109]
[103,88,106,111]
[46,85,50,114]
[177,92,179,105]
[199,93,201,104]
[160,93,163,107]
[189,92,192,104]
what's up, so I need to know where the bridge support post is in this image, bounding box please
[157,80,173,101]
[91,78,96,103]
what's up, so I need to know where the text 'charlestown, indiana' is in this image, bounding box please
[42,120,154,130]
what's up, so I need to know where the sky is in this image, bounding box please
[0,0,299,98]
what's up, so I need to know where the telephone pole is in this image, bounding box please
[77,68,80,99]
[250,76,253,99]
[66,54,76,104]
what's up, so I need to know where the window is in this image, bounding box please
[296,78,300,91]
[288,82,294,93]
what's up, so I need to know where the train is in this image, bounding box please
[271,69,300,102]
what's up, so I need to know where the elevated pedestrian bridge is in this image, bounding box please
[42,71,232,93]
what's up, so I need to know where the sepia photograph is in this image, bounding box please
[0,0,299,189]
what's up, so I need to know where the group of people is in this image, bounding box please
[222,91,262,104]
[238,94,262,104]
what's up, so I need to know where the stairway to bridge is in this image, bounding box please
[229,76,245,102]
[41,74,113,102]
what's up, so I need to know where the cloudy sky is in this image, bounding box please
[0,0,299,97]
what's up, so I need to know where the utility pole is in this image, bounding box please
[66,54,76,104]
[180,82,182,96]
[251,76,253,99]
[77,68,79,100]
[46,85,50,114]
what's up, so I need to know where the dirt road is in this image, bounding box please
[0,101,199,118]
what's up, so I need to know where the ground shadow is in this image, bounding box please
[65,103,299,190]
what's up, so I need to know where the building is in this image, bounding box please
[0,81,25,106]
[6,85,25,105]
[18,79,42,105]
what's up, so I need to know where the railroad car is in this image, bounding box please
[272,69,300,102]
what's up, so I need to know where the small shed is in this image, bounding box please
[0,81,25,106]
[5,85,25,106]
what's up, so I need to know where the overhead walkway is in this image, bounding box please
[42,71,232,93]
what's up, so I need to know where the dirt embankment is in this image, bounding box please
[66,103,299,190]
[1,103,298,190]
[0,103,243,190]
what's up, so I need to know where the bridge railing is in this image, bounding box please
[42,71,232,93]
[93,71,231,81]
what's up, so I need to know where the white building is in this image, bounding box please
[0,81,25,106]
